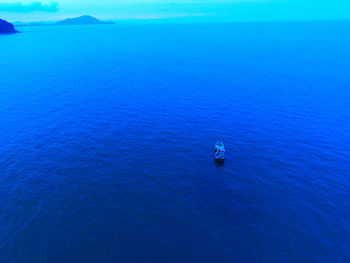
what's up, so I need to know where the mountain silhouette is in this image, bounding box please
[55,15,114,26]
[0,18,19,34]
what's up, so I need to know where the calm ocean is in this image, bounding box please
[1,21,350,262]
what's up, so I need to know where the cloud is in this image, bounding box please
[0,1,59,13]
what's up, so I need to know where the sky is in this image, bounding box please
[0,0,350,22]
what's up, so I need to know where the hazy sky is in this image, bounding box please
[0,0,349,22]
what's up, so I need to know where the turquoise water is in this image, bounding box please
[1,22,350,262]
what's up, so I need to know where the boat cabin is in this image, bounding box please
[215,141,225,161]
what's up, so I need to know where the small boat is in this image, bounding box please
[214,141,225,161]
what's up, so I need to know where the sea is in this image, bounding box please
[0,21,350,262]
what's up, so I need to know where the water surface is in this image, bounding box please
[1,21,350,262]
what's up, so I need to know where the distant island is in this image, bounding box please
[14,15,115,27]
[56,15,115,26]
[0,18,19,34]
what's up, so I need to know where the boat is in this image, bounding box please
[214,141,225,161]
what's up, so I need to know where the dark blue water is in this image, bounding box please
[1,21,350,262]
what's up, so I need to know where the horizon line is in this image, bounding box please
[11,16,350,26]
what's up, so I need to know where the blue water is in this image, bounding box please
[1,21,350,262]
